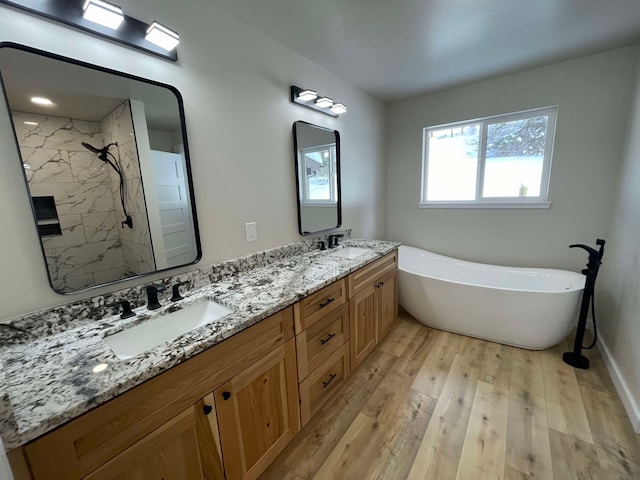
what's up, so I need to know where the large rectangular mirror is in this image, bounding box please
[0,43,201,294]
[293,121,341,235]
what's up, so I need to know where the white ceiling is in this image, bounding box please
[211,0,640,101]
[0,47,182,131]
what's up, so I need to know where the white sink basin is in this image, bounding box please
[330,247,370,259]
[104,300,233,360]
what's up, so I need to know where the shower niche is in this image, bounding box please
[0,43,201,294]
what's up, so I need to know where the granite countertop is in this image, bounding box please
[0,239,399,450]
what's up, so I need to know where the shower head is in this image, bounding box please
[81,142,119,163]
[81,142,103,154]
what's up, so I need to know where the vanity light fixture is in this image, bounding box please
[290,85,347,118]
[82,0,124,30]
[331,102,347,115]
[315,97,333,108]
[0,0,180,61]
[30,96,53,105]
[145,21,180,51]
[297,89,317,101]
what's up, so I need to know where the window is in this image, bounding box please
[421,106,557,207]
[298,144,338,204]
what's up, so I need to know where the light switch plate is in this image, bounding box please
[245,222,257,242]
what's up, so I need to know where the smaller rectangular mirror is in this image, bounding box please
[293,121,341,235]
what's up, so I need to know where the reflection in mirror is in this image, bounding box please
[0,43,201,294]
[293,121,341,235]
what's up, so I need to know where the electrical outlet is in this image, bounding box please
[245,222,257,242]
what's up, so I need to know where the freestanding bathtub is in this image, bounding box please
[398,245,585,350]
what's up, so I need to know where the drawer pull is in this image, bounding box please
[203,404,213,415]
[320,332,336,345]
[319,298,335,308]
[222,391,231,401]
[322,373,337,388]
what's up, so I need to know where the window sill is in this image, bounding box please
[300,202,337,207]
[419,201,552,209]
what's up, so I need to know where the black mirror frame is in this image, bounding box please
[292,120,342,236]
[0,42,202,295]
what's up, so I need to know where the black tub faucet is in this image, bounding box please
[327,234,344,248]
[146,284,167,310]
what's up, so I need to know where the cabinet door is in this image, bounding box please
[83,408,203,480]
[215,339,300,480]
[350,283,378,369]
[377,269,398,341]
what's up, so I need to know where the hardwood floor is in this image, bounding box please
[259,311,640,480]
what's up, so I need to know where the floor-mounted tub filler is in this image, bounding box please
[398,245,585,350]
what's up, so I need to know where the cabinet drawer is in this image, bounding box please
[348,251,397,295]
[296,303,349,381]
[294,279,347,333]
[299,342,350,426]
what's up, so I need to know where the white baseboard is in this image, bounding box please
[597,337,640,433]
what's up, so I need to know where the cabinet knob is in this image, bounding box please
[222,391,231,400]
[203,404,213,415]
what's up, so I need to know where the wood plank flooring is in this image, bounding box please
[259,311,640,480]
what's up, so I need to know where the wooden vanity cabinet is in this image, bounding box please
[349,251,398,369]
[293,279,352,427]
[11,249,399,480]
[214,339,299,480]
[82,407,204,480]
[20,307,296,480]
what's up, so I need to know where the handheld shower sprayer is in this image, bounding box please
[81,141,133,229]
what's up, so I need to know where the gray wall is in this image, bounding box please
[598,50,640,432]
[386,47,638,271]
[0,0,387,319]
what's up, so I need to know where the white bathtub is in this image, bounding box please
[398,245,585,350]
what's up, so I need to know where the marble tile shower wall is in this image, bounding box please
[0,229,351,344]
[13,112,126,291]
[100,101,155,275]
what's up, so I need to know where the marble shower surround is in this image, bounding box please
[13,112,126,291]
[0,233,400,450]
[100,101,155,275]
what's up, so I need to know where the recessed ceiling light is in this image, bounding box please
[330,103,347,115]
[145,22,180,51]
[23,121,39,126]
[315,97,333,108]
[298,90,318,101]
[31,97,53,106]
[82,0,124,30]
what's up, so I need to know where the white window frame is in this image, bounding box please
[420,106,557,208]
[298,144,338,205]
